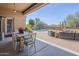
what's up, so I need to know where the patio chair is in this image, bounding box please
[12,32,25,52]
[24,32,36,47]
[12,32,17,50]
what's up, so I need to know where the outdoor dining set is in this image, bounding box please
[12,28,36,52]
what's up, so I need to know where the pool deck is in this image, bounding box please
[36,31,79,53]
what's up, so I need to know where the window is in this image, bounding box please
[7,19,12,33]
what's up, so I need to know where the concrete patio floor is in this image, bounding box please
[0,37,77,56]
[36,31,79,54]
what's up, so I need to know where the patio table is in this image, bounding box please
[15,32,36,52]
[16,33,29,52]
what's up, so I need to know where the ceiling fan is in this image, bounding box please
[13,3,21,13]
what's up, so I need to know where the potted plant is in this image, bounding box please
[18,27,24,34]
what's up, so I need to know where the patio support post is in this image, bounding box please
[2,32,4,40]
[2,17,5,41]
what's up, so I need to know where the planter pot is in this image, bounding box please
[48,31,55,36]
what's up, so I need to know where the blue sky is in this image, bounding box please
[26,3,79,25]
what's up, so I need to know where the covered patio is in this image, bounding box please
[0,3,46,41]
[0,3,78,56]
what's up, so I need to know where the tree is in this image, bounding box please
[33,18,48,30]
[29,19,35,27]
[35,18,40,25]
[65,13,79,27]
[28,18,48,30]
[36,21,45,29]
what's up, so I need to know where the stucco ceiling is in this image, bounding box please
[0,3,33,13]
[0,3,47,16]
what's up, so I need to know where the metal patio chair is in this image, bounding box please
[12,32,17,50]
[24,32,36,47]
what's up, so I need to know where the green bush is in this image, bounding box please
[25,24,32,32]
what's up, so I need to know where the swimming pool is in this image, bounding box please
[33,29,47,32]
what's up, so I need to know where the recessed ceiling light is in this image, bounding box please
[13,9,21,13]
[14,10,17,12]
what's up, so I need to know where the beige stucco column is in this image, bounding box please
[14,14,26,32]
[1,17,5,40]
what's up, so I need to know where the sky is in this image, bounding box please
[26,3,79,25]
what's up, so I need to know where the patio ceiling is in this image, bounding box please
[0,3,47,16]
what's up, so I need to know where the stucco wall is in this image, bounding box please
[14,15,26,32]
[0,9,26,33]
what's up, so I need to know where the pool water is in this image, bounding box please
[33,29,47,32]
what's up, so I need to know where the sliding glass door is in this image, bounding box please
[7,19,13,33]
